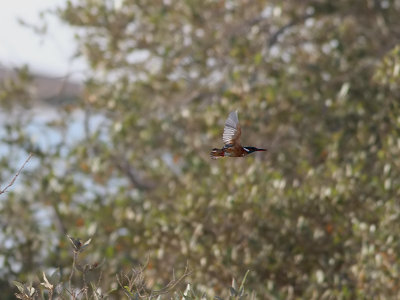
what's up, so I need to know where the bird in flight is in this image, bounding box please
[210,111,266,159]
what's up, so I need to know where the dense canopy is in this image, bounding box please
[2,0,400,298]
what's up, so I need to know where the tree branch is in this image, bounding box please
[112,156,155,191]
[0,153,33,195]
[268,13,314,49]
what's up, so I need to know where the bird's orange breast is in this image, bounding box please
[224,145,248,157]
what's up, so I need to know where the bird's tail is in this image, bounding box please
[210,148,225,159]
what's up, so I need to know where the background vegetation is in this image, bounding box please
[1,0,400,298]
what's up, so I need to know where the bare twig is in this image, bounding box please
[267,13,314,49]
[0,153,33,195]
[117,260,191,299]
[69,251,78,292]
[151,262,192,297]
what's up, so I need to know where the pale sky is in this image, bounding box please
[0,0,87,80]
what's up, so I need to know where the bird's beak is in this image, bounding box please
[257,149,267,152]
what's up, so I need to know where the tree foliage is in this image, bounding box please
[1,0,400,298]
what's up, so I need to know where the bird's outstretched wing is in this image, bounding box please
[222,111,241,146]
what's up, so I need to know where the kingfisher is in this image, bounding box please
[210,111,266,159]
